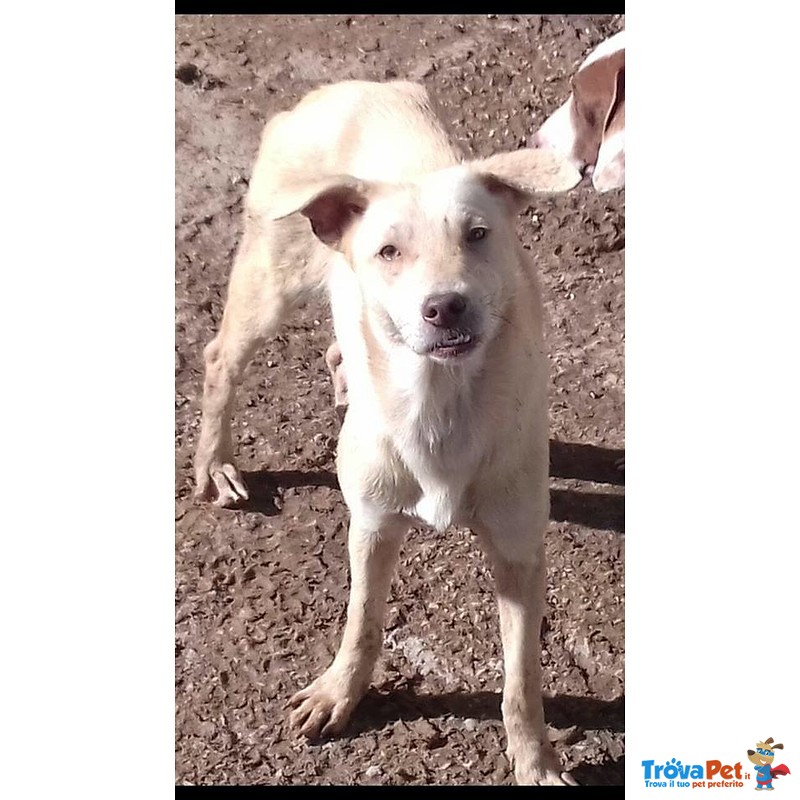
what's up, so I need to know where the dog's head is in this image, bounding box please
[531,36,625,192]
[272,149,580,364]
[747,739,784,767]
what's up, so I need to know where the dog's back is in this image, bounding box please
[248,81,464,211]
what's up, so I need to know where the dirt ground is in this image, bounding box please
[175,14,625,786]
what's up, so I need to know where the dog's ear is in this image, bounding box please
[570,49,625,166]
[270,175,375,250]
[471,149,582,213]
[591,64,625,192]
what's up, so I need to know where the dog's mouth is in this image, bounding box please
[427,331,478,360]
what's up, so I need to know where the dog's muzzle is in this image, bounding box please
[419,292,481,360]
[426,329,479,359]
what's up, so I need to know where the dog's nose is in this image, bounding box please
[422,292,467,328]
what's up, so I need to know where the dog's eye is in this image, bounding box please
[467,227,488,243]
[379,244,400,260]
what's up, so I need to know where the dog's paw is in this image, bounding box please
[287,672,363,740]
[194,459,249,508]
[510,742,577,786]
[515,766,577,786]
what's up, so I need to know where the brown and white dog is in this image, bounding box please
[194,80,582,784]
[532,30,625,191]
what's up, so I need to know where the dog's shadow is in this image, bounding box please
[240,468,339,516]
[241,440,624,533]
[550,439,625,533]
[340,685,624,785]
[549,439,624,486]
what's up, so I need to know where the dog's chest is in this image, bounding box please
[394,388,481,531]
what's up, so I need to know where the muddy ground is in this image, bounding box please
[175,13,625,786]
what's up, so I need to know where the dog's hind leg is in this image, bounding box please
[288,516,408,738]
[194,219,314,507]
[477,506,577,786]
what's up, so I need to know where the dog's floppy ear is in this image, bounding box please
[471,149,582,213]
[570,49,625,172]
[269,175,375,250]
[592,64,625,192]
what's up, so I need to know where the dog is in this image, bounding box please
[531,30,625,191]
[193,80,581,785]
[747,738,791,790]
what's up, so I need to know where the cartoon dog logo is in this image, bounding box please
[747,738,791,790]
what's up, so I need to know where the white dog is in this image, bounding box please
[532,30,625,191]
[194,80,581,785]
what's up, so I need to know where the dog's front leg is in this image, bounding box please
[324,340,348,421]
[478,520,576,786]
[289,516,407,738]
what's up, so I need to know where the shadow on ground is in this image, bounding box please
[241,439,625,533]
[550,440,624,486]
[318,683,624,785]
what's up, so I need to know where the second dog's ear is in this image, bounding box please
[592,64,625,192]
[472,149,582,212]
[571,49,625,170]
[270,175,374,250]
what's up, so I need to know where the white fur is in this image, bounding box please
[593,127,625,192]
[532,98,577,163]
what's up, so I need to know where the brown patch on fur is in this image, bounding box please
[604,65,625,139]
[570,49,625,167]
